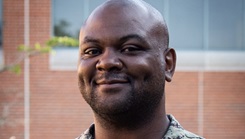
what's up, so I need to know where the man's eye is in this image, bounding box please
[84,48,101,55]
[121,46,140,52]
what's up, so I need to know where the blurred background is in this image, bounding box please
[0,0,244,139]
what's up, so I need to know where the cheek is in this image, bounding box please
[134,56,165,84]
[77,59,96,85]
[125,56,161,80]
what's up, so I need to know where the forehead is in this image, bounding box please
[81,4,153,41]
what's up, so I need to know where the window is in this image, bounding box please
[208,0,244,50]
[169,0,204,50]
[52,0,105,38]
[52,0,245,51]
[168,0,245,51]
[51,0,245,71]
[51,0,105,70]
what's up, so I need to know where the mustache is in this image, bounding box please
[94,72,129,82]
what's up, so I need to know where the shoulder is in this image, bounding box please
[164,128,204,139]
[163,115,205,139]
[75,124,94,139]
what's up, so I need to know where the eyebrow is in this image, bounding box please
[119,34,147,44]
[82,36,100,45]
[81,34,147,45]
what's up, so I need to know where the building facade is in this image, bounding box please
[0,0,245,139]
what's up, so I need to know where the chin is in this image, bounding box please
[90,94,134,116]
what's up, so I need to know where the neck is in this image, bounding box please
[93,99,169,139]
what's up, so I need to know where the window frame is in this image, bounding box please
[50,0,245,71]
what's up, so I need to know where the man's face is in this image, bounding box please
[78,7,168,116]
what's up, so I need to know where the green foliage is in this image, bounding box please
[1,36,79,74]
[17,43,52,54]
[17,36,78,53]
[46,36,79,47]
[18,44,30,52]
[9,65,21,74]
[34,43,52,53]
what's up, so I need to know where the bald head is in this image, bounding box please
[78,0,177,131]
[81,0,169,49]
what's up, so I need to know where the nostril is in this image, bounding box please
[96,60,123,72]
[97,67,104,71]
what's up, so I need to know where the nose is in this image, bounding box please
[96,48,123,72]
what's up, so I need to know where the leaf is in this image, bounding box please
[40,46,52,53]
[34,43,41,50]
[10,65,21,74]
[1,36,78,74]
[46,36,79,47]
[18,44,28,51]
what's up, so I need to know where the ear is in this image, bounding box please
[164,48,176,82]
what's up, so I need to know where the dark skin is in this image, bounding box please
[78,0,176,139]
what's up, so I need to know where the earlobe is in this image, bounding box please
[164,48,176,82]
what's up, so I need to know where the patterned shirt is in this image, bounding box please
[76,115,204,139]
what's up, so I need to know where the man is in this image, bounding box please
[77,0,204,139]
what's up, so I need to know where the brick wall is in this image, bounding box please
[166,72,199,134]
[0,0,25,138]
[203,72,245,138]
[166,72,245,138]
[0,0,244,139]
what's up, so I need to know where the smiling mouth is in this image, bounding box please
[96,79,128,85]
[94,78,129,94]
